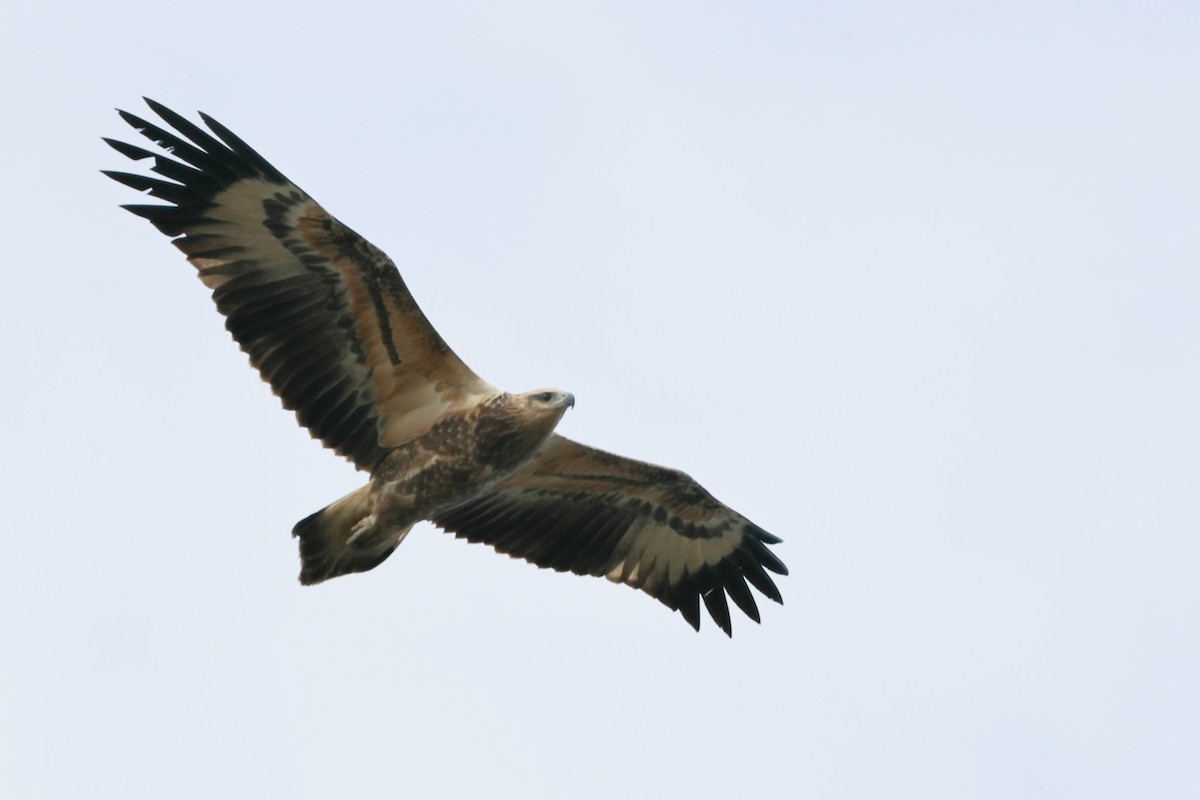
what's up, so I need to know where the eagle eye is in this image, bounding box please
[537,392,554,403]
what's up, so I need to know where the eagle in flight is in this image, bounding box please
[104,99,787,635]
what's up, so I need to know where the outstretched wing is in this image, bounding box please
[105,99,496,471]
[433,435,787,636]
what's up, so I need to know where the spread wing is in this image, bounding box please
[104,99,496,471]
[432,435,787,636]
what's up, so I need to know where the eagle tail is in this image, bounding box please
[292,485,412,585]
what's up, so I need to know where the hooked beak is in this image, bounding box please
[560,392,576,410]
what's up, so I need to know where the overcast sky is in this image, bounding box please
[2,2,1197,798]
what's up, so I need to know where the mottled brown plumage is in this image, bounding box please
[105,99,787,635]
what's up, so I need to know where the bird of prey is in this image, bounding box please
[104,99,787,635]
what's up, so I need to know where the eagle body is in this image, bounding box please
[296,390,574,585]
[106,99,787,636]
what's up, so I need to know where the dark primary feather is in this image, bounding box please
[434,435,787,636]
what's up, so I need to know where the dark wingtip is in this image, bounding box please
[102,137,153,161]
[196,109,287,182]
[738,549,784,605]
[117,108,149,130]
[746,526,788,576]
[702,587,733,637]
[142,96,176,122]
[748,522,784,545]
[675,573,704,632]
[103,170,178,195]
[755,544,788,576]
[718,560,761,624]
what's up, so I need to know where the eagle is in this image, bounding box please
[104,99,787,636]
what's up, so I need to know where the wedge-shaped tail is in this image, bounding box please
[293,485,412,585]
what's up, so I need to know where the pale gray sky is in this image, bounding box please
[2,2,1198,798]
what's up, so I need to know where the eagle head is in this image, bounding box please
[472,389,575,470]
[522,389,575,411]
[511,387,575,444]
